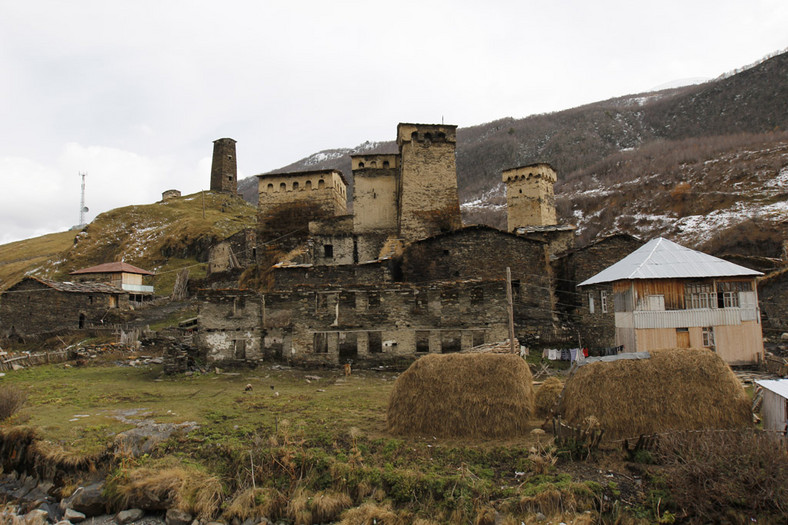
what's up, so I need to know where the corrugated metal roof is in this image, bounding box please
[70,262,155,276]
[755,379,788,399]
[579,237,762,286]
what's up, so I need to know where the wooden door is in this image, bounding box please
[676,329,690,348]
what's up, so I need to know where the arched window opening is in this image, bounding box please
[383,160,390,168]
[280,182,286,191]
[267,183,274,192]
[305,180,312,190]
[293,181,299,190]
[318,179,325,189]
[358,162,365,168]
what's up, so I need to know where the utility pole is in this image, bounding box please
[506,267,516,354]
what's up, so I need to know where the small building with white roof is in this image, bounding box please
[755,379,788,435]
[578,237,764,365]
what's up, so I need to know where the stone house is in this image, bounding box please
[579,237,765,365]
[196,279,512,366]
[553,233,644,349]
[0,277,130,337]
[758,267,788,340]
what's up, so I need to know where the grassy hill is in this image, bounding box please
[0,192,257,295]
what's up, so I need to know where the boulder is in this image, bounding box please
[23,509,49,525]
[115,508,145,525]
[68,483,106,517]
[166,508,193,525]
[64,508,86,523]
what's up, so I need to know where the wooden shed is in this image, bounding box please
[755,379,788,435]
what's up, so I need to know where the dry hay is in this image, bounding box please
[286,488,352,525]
[534,376,564,417]
[387,353,534,439]
[557,348,751,439]
[223,487,284,522]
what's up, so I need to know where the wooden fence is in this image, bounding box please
[0,349,72,371]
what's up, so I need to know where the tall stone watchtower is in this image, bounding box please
[396,123,462,241]
[210,138,238,193]
[502,163,558,231]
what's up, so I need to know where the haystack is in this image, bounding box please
[557,348,751,439]
[534,376,564,417]
[387,353,534,438]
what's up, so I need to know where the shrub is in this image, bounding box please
[0,385,27,420]
[653,430,788,521]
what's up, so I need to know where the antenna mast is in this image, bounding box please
[78,172,88,227]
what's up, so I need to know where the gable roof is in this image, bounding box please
[17,276,124,294]
[70,262,155,276]
[579,237,762,286]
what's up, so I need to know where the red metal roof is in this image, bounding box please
[70,262,155,276]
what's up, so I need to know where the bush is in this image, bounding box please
[0,385,27,420]
[653,430,788,521]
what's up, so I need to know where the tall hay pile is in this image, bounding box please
[535,376,565,417]
[557,348,751,439]
[387,353,534,438]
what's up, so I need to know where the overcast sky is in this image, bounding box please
[1,0,786,245]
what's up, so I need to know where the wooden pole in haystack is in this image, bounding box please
[506,267,516,354]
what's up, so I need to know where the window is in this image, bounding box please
[293,181,299,190]
[314,332,328,353]
[416,331,430,353]
[588,293,595,314]
[280,182,286,191]
[267,183,274,192]
[318,179,325,189]
[305,180,312,190]
[702,327,715,349]
[646,295,665,311]
[600,290,608,313]
[686,283,713,309]
[234,340,246,360]
[383,160,389,168]
[358,162,365,168]
[368,331,382,353]
[324,244,334,258]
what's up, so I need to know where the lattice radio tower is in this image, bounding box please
[78,172,89,227]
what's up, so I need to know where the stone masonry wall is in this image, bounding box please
[0,280,127,337]
[397,124,462,241]
[503,164,557,230]
[210,138,237,193]
[195,289,262,366]
[555,234,643,349]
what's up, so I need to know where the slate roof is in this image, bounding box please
[70,262,155,276]
[29,277,123,294]
[579,237,762,286]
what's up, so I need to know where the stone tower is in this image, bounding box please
[210,138,237,193]
[396,123,462,241]
[502,163,557,231]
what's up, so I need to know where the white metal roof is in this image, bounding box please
[755,379,788,399]
[579,237,762,286]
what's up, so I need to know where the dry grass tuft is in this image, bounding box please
[286,488,352,525]
[535,376,564,417]
[224,487,284,521]
[337,502,403,525]
[107,466,223,518]
[387,353,534,438]
[0,385,27,421]
[474,506,497,525]
[557,348,751,439]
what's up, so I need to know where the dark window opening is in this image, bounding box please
[368,292,380,308]
[324,244,334,258]
[416,331,430,353]
[440,331,461,353]
[368,331,382,353]
[227,176,232,181]
[318,179,325,189]
[293,181,299,190]
[472,331,484,347]
[443,249,449,256]
[78,313,86,329]
[383,160,390,168]
[314,333,328,353]
[339,332,358,361]
[280,182,286,191]
[234,339,246,360]
[358,162,365,168]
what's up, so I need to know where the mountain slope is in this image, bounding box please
[0,192,257,294]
